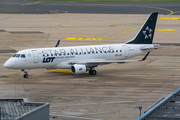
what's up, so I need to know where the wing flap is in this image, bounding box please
[69,60,137,65]
[69,52,150,66]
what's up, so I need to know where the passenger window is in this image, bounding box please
[21,54,26,58]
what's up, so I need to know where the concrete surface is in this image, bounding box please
[0,0,180,14]
[0,13,180,120]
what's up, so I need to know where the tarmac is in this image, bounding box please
[0,0,180,14]
[0,10,180,120]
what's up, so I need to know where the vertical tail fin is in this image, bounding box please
[126,12,158,44]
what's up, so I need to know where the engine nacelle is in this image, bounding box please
[71,64,86,74]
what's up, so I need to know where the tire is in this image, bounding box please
[89,70,96,75]
[89,70,92,75]
[91,70,96,75]
[24,74,29,78]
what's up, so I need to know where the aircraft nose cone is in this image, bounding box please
[4,59,13,68]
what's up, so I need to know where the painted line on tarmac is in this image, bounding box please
[0,36,46,41]
[48,69,72,74]
[155,29,176,31]
[0,70,21,77]
[90,5,176,46]
[91,26,141,45]
[51,99,157,108]
[101,66,180,73]
[65,37,103,41]
[145,6,174,16]
[21,1,41,6]
[160,18,180,20]
[173,11,180,14]
[48,66,180,75]
[131,23,143,25]
[47,68,89,74]
[50,114,101,120]
[3,66,180,77]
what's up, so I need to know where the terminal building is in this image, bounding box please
[0,98,49,120]
[137,87,180,120]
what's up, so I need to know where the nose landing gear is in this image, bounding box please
[23,73,29,78]
[22,69,29,78]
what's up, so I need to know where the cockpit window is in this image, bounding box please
[13,54,20,58]
[21,54,26,58]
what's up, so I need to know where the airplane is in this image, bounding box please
[4,12,161,78]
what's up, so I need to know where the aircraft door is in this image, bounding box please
[123,45,129,57]
[32,50,39,63]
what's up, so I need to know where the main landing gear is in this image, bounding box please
[89,69,97,75]
[22,69,29,78]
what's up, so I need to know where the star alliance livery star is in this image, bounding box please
[4,12,161,78]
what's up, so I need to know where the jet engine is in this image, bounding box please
[71,64,86,74]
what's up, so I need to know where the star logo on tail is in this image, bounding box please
[143,26,153,39]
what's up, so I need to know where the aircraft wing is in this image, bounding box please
[69,60,137,65]
[69,52,150,66]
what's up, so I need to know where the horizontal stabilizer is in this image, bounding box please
[141,44,161,50]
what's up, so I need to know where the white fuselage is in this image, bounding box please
[4,43,153,70]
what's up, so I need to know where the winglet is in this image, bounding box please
[138,52,150,62]
[55,40,60,47]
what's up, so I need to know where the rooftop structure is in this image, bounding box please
[0,98,49,120]
[136,87,180,120]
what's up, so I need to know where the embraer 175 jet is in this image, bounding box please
[4,12,161,78]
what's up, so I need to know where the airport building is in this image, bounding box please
[137,87,180,120]
[0,98,49,120]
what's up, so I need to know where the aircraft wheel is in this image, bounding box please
[23,74,29,78]
[89,70,96,75]
[89,70,92,75]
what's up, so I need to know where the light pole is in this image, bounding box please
[134,106,142,118]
